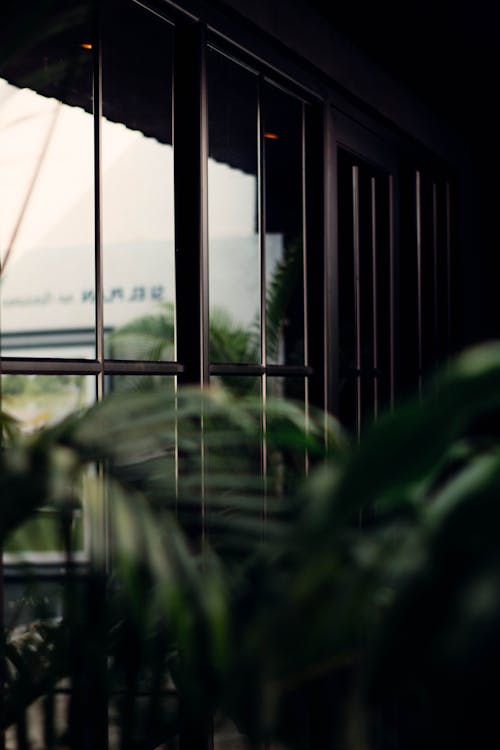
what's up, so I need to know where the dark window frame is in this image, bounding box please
[0,4,457,747]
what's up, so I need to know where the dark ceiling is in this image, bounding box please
[310,0,499,143]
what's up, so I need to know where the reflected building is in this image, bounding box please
[0,0,492,745]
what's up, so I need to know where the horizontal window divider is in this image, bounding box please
[103,360,183,375]
[0,359,184,375]
[210,364,313,377]
[210,364,265,376]
[0,358,101,375]
[3,562,90,581]
[266,365,313,377]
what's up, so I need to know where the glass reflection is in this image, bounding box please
[2,374,95,559]
[266,376,307,493]
[105,373,176,398]
[208,49,260,364]
[0,0,95,359]
[205,376,263,558]
[267,375,306,404]
[104,375,177,527]
[1,373,95,432]
[210,374,260,398]
[102,0,175,361]
[263,83,305,366]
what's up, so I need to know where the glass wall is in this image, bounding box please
[207,49,260,364]
[263,82,305,367]
[102,0,175,361]
[0,0,95,359]
[207,47,311,438]
[0,2,457,749]
[0,8,316,747]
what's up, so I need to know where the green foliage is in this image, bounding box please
[2,375,85,398]
[209,307,259,365]
[2,344,500,747]
[265,239,303,364]
[106,303,176,361]
[105,239,303,376]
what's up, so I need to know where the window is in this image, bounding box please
[0,0,95,359]
[0,0,457,746]
[337,148,393,433]
[399,166,453,394]
[0,0,457,545]
[1,0,322,557]
[207,47,313,447]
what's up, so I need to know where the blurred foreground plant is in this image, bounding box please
[2,344,500,748]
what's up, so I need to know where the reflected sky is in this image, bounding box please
[0,76,284,356]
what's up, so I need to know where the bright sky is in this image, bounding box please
[0,78,268,335]
[0,77,256,268]
[0,79,133,262]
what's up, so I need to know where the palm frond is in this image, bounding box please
[265,239,303,364]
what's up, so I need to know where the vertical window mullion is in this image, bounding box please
[258,75,268,520]
[301,102,310,473]
[174,20,206,387]
[416,170,423,396]
[175,23,212,750]
[259,75,267,372]
[371,176,378,419]
[322,104,337,420]
[200,31,210,388]
[92,0,111,578]
[302,102,309,370]
[445,180,452,354]
[389,173,395,407]
[304,103,328,418]
[92,0,109,577]
[432,180,439,361]
[96,7,110,745]
[352,164,361,436]
[94,2,104,398]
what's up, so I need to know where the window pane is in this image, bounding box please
[104,375,177,507]
[2,374,95,560]
[102,0,175,361]
[420,173,437,376]
[337,151,358,432]
[1,373,95,432]
[435,181,450,361]
[263,83,305,366]
[210,374,261,398]
[105,374,176,398]
[0,0,95,358]
[373,172,392,412]
[358,169,375,423]
[205,377,263,557]
[266,376,307,493]
[208,50,260,364]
